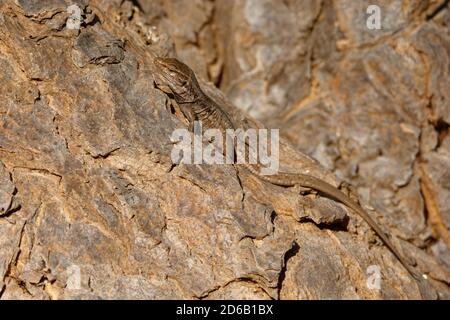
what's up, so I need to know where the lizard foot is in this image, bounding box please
[339,181,359,203]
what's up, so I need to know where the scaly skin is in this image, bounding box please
[153,57,434,295]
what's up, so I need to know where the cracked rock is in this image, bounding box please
[0,0,449,300]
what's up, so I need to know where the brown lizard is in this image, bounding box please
[152,56,434,296]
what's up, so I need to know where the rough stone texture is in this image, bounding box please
[0,0,449,300]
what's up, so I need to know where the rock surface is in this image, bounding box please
[0,0,449,299]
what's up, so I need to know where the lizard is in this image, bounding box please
[152,56,433,296]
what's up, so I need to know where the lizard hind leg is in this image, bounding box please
[339,181,360,203]
[292,184,316,196]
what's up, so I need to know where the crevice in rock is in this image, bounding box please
[419,165,450,248]
[0,204,21,219]
[276,241,300,299]
[128,0,144,14]
[426,0,449,20]
[52,114,70,153]
[433,118,449,149]
[176,173,208,193]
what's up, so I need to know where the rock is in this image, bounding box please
[0,0,448,300]
[0,162,17,216]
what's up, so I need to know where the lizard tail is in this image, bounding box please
[249,168,436,298]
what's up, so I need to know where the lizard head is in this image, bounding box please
[153,57,202,104]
